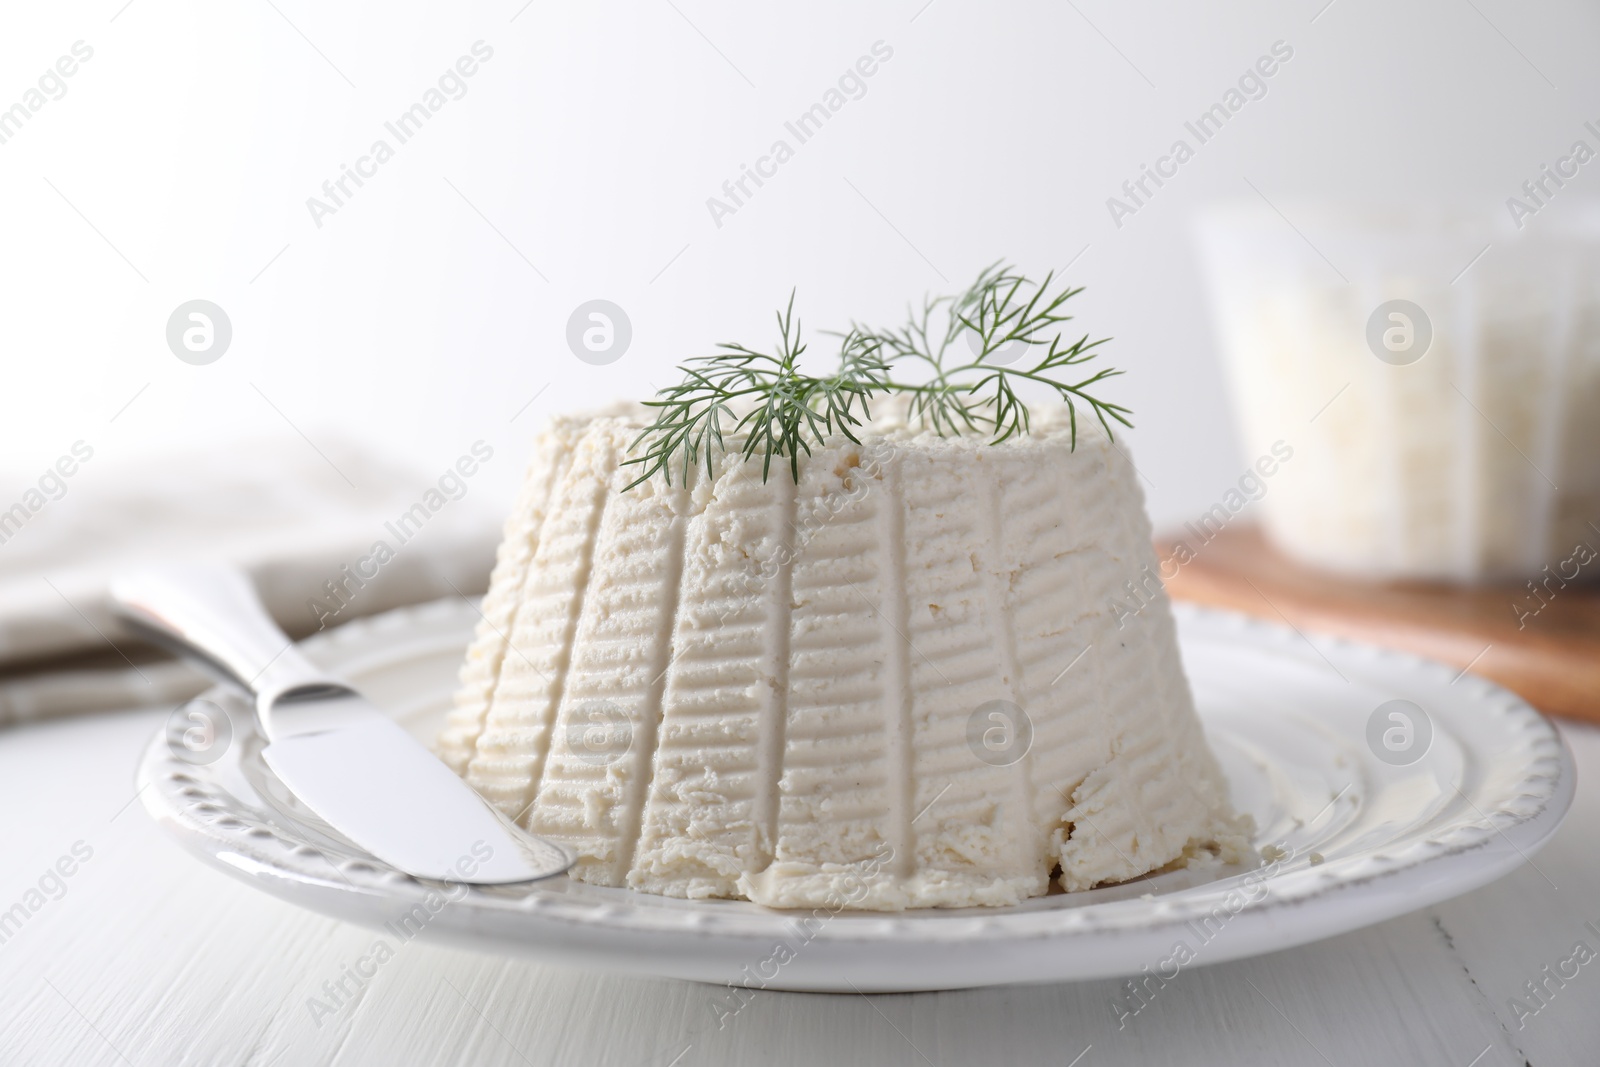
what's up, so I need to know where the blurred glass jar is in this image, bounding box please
[1195,201,1600,583]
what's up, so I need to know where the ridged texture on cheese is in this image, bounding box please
[437,415,585,777]
[443,407,1247,909]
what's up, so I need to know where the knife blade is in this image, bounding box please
[111,565,573,884]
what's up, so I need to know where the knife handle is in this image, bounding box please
[109,565,332,716]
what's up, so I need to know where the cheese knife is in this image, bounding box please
[110,565,573,885]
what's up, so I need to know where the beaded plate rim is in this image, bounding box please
[138,597,1572,968]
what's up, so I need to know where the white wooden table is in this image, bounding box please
[1,704,1593,1067]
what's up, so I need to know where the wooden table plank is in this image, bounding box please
[1155,525,1600,723]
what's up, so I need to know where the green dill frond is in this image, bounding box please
[864,262,1131,448]
[625,266,1129,486]
[623,295,892,488]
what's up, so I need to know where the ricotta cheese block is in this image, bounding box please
[437,405,1248,910]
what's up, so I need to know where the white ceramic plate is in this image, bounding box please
[137,599,1572,992]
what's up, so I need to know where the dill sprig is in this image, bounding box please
[624,265,1129,487]
[622,295,888,489]
[866,262,1132,446]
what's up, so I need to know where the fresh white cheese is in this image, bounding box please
[439,406,1248,910]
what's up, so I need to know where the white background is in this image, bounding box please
[1,0,1596,529]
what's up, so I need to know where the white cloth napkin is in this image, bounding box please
[0,437,500,724]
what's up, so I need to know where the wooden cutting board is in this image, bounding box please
[1155,524,1600,723]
